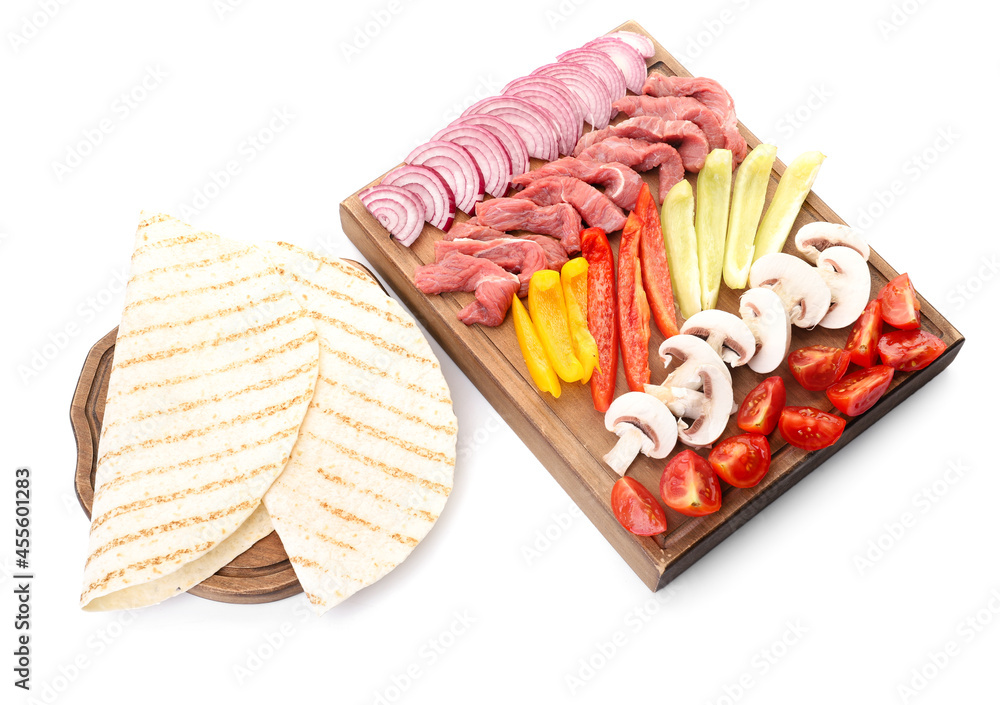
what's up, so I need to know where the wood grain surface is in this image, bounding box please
[338,20,965,590]
[70,259,387,605]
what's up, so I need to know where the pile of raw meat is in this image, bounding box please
[360,30,746,327]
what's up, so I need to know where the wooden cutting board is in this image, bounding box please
[70,260,386,605]
[338,20,965,590]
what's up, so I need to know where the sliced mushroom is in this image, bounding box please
[679,310,756,367]
[643,382,705,418]
[645,366,733,448]
[795,222,870,264]
[739,287,792,374]
[603,392,678,476]
[656,334,732,390]
[748,253,832,329]
[816,246,871,329]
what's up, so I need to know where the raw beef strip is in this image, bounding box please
[573,116,709,172]
[511,157,644,210]
[521,234,569,271]
[441,218,569,270]
[476,199,583,254]
[434,237,547,297]
[413,252,519,326]
[513,176,626,233]
[642,75,734,123]
[577,137,684,176]
[641,74,746,162]
[612,95,726,154]
[658,162,686,203]
[443,218,508,241]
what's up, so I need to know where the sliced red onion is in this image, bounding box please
[432,123,512,199]
[405,140,484,214]
[360,185,425,246]
[531,62,612,129]
[450,114,530,178]
[508,75,587,127]
[606,31,655,58]
[583,37,647,94]
[381,164,456,232]
[503,76,584,156]
[556,48,627,101]
[461,96,560,161]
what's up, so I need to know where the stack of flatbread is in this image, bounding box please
[80,213,457,614]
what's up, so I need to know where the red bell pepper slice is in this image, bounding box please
[634,182,679,338]
[617,211,651,392]
[581,227,618,412]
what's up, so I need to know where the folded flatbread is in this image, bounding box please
[260,242,457,614]
[80,214,319,611]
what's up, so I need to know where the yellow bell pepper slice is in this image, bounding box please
[560,258,600,384]
[528,270,584,383]
[511,296,561,398]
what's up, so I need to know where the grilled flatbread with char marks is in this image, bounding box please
[80,214,319,611]
[260,242,457,615]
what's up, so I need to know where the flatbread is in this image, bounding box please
[81,505,274,612]
[259,242,457,614]
[80,214,319,611]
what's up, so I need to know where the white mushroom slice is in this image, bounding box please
[795,222,870,264]
[671,366,733,448]
[602,392,678,476]
[749,253,832,329]
[657,334,732,390]
[739,287,792,374]
[642,383,708,419]
[680,310,756,367]
[816,246,871,329]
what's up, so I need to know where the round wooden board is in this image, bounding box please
[70,259,386,605]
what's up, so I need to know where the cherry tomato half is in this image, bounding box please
[845,300,883,367]
[778,406,846,451]
[611,477,667,536]
[878,273,921,330]
[659,450,721,517]
[709,434,772,488]
[738,376,786,435]
[826,365,894,416]
[877,329,947,371]
[787,345,851,391]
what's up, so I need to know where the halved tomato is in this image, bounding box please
[659,450,721,517]
[826,365,894,416]
[738,376,786,435]
[778,406,846,451]
[878,273,921,330]
[787,346,851,391]
[845,300,883,367]
[709,434,771,488]
[877,330,946,371]
[611,477,667,536]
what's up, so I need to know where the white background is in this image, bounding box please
[2,1,998,703]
